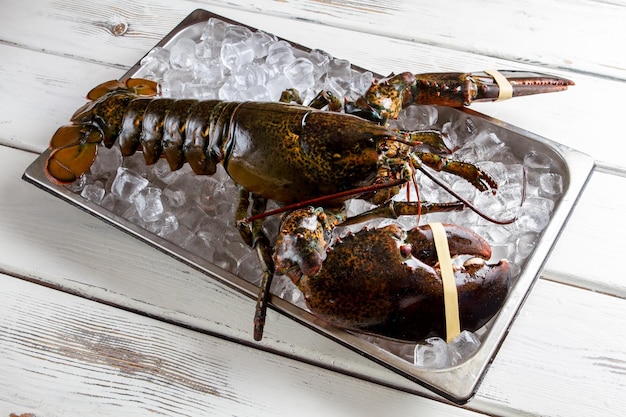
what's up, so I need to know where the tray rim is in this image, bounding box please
[23,8,596,404]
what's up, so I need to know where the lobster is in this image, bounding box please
[45,70,573,342]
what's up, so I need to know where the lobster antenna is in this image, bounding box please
[416,164,521,225]
[245,178,407,223]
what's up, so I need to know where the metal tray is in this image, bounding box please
[23,9,595,403]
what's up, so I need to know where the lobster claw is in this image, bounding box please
[286,221,510,342]
[410,70,574,108]
[352,70,574,123]
[469,70,575,103]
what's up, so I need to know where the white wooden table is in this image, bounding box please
[1,1,625,416]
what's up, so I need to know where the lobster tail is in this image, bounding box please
[46,124,102,184]
[44,77,237,184]
[45,78,161,185]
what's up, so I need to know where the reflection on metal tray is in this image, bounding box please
[23,9,595,404]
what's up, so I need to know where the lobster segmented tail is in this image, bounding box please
[45,78,234,185]
[46,79,160,185]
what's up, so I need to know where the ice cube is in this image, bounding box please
[443,116,478,148]
[80,183,106,204]
[449,330,481,365]
[164,224,195,248]
[397,105,438,131]
[233,63,269,88]
[212,236,251,272]
[515,231,539,263]
[240,85,271,102]
[266,42,296,73]
[163,186,187,208]
[220,40,255,72]
[538,172,563,198]
[413,337,451,369]
[218,77,240,101]
[523,150,553,170]
[110,167,149,202]
[271,274,305,306]
[201,17,229,42]
[325,58,352,96]
[476,131,506,160]
[266,75,292,101]
[195,39,221,60]
[237,251,263,284]
[140,47,171,79]
[350,70,374,96]
[147,211,179,237]
[134,187,164,222]
[308,49,332,80]
[327,58,351,80]
[177,204,212,232]
[284,57,315,92]
[169,38,198,70]
[517,201,550,233]
[222,25,252,46]
[100,193,130,214]
[90,146,122,178]
[160,69,195,97]
[250,30,276,59]
[183,83,219,100]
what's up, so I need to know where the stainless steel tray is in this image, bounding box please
[23,9,595,403]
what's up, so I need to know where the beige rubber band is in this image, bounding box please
[484,69,513,101]
[429,222,460,342]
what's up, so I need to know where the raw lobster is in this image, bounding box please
[44,70,573,341]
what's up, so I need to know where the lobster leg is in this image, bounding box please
[412,151,498,193]
[341,200,467,226]
[251,209,275,342]
[235,187,276,341]
[398,129,454,153]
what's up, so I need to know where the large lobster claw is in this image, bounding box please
[277,212,511,342]
[354,70,574,123]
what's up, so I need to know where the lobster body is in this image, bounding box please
[53,80,400,206]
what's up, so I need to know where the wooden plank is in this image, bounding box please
[474,278,626,416]
[543,169,626,297]
[1,0,623,80]
[3,242,626,416]
[0,273,485,417]
[0,44,120,153]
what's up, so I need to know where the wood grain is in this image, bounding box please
[3,0,623,80]
[0,273,485,417]
[1,0,625,415]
